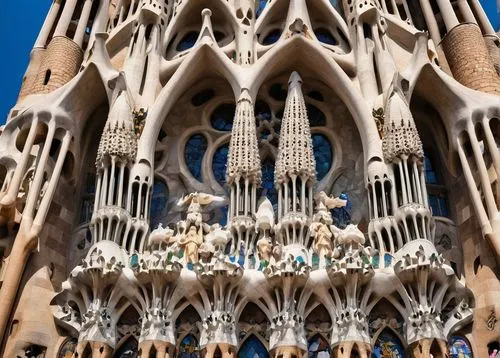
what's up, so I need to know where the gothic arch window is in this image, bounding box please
[449,336,473,358]
[308,334,331,357]
[238,335,268,358]
[372,329,405,358]
[178,335,200,358]
[424,151,450,217]
[150,177,169,229]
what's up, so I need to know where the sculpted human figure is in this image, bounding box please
[311,221,334,260]
[178,225,204,263]
[257,235,273,263]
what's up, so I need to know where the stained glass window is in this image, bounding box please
[307,104,327,127]
[114,337,138,357]
[315,28,337,45]
[312,134,333,180]
[211,103,236,131]
[371,330,405,358]
[150,178,169,230]
[177,31,199,52]
[260,159,278,210]
[238,335,268,358]
[57,338,77,358]
[185,134,208,181]
[449,336,473,358]
[424,151,450,218]
[308,335,331,357]
[179,335,200,358]
[255,0,267,18]
[213,144,229,187]
[255,100,272,123]
[424,154,438,184]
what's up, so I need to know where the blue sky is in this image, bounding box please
[0,1,498,125]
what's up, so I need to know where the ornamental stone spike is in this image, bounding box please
[275,71,316,186]
[96,91,137,166]
[382,83,424,163]
[226,89,262,185]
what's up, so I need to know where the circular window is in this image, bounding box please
[212,143,230,187]
[211,103,236,131]
[312,134,333,180]
[184,134,208,181]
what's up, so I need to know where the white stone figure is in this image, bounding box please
[257,236,273,263]
[148,224,175,249]
[178,225,204,264]
[315,191,347,210]
[310,221,334,265]
[204,224,231,253]
[177,192,225,229]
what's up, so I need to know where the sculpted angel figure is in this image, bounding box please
[311,201,335,266]
[177,192,225,229]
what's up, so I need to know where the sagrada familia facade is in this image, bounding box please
[0,0,499,357]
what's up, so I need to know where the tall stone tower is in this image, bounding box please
[0,0,499,357]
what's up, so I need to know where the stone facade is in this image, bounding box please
[0,0,499,357]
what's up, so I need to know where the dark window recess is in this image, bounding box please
[262,29,281,45]
[44,70,51,85]
[176,31,199,51]
[191,89,215,106]
[315,28,337,45]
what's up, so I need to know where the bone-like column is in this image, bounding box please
[54,0,78,37]
[469,0,496,34]
[436,0,459,31]
[74,0,94,46]
[457,0,477,24]
[418,0,441,44]
[34,0,62,48]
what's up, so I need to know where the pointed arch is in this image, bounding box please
[138,44,241,162]
[248,36,382,163]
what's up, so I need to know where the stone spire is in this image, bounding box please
[227,89,262,186]
[96,92,137,166]
[382,87,423,163]
[227,89,262,258]
[275,72,316,185]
